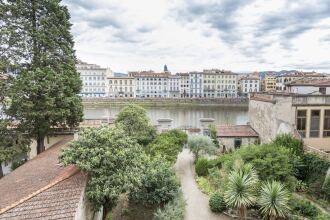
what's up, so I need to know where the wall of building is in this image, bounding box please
[218,137,259,150]
[288,86,330,95]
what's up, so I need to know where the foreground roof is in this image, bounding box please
[216,125,259,137]
[0,137,87,219]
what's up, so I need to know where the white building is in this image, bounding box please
[76,60,113,97]
[240,76,260,95]
[276,72,326,91]
[129,71,170,98]
[168,75,181,98]
[177,73,190,98]
[189,72,203,98]
[107,76,135,98]
[286,79,330,95]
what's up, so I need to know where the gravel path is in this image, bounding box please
[175,149,230,220]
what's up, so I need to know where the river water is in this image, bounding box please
[84,106,248,128]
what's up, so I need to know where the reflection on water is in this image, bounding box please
[84,106,248,128]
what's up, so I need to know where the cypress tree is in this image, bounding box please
[2,0,83,154]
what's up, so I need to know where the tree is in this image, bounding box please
[129,156,179,207]
[115,105,156,146]
[7,67,83,154]
[187,135,216,161]
[60,126,145,218]
[273,134,304,157]
[224,164,258,220]
[258,181,290,220]
[208,125,219,147]
[2,0,83,154]
[149,129,187,163]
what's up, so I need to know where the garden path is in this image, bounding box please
[175,149,230,220]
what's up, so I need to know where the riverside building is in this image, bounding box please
[76,60,113,97]
[240,76,260,96]
[107,76,135,98]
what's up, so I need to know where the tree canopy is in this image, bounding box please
[187,134,216,161]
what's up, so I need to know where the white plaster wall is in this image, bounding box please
[218,137,259,150]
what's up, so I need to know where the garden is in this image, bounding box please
[59,105,188,220]
[192,134,330,220]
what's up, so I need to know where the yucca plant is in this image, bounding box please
[224,164,258,220]
[258,181,290,220]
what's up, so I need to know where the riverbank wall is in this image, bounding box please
[82,98,249,107]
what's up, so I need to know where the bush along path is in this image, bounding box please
[175,149,230,220]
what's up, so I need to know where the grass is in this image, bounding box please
[196,176,215,195]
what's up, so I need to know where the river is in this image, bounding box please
[84,105,248,128]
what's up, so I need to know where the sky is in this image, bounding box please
[62,0,330,73]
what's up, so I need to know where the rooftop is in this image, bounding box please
[0,137,87,219]
[216,125,259,137]
[286,79,330,87]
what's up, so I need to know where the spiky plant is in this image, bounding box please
[258,181,290,220]
[224,164,258,220]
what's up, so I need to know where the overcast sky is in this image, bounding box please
[63,0,330,73]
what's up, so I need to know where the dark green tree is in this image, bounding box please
[115,105,157,146]
[208,125,219,147]
[2,0,83,154]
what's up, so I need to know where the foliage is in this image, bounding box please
[196,176,214,195]
[300,153,330,184]
[149,129,187,163]
[153,191,185,220]
[60,126,144,212]
[10,159,25,171]
[208,125,219,147]
[322,176,330,200]
[3,0,83,154]
[289,198,318,218]
[224,163,258,219]
[195,157,210,176]
[258,181,290,219]
[209,191,227,213]
[115,105,157,146]
[129,156,179,207]
[273,134,304,157]
[187,135,216,161]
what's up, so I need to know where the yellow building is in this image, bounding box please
[264,75,276,91]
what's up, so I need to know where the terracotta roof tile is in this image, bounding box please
[216,125,259,137]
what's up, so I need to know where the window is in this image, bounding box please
[324,110,330,137]
[319,87,326,95]
[310,110,320,137]
[297,110,307,137]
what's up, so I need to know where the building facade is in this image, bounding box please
[286,79,330,95]
[275,72,326,91]
[188,72,203,98]
[129,71,170,98]
[177,73,190,98]
[249,92,330,152]
[168,75,181,98]
[240,76,260,95]
[264,75,277,91]
[107,76,135,98]
[76,61,113,97]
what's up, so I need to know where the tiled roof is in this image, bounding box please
[0,136,87,219]
[216,125,259,137]
[286,79,330,87]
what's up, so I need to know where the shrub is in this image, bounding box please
[322,176,330,200]
[195,157,209,176]
[129,156,179,206]
[207,157,222,169]
[289,198,318,218]
[10,159,25,171]
[196,176,213,195]
[209,192,226,213]
[273,134,304,157]
[153,191,185,220]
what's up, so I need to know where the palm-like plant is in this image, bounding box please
[258,181,290,220]
[224,164,258,220]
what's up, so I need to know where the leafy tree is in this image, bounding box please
[187,135,216,161]
[115,105,156,146]
[148,129,187,163]
[224,164,258,220]
[129,156,179,207]
[60,126,145,216]
[208,125,219,147]
[258,181,290,220]
[2,0,83,154]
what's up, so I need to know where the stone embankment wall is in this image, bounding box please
[82,97,249,107]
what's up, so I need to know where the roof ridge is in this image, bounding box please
[0,166,80,215]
